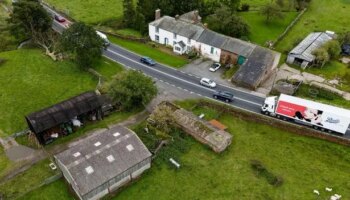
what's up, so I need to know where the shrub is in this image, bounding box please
[323,40,341,59]
[0,58,6,66]
[241,3,250,12]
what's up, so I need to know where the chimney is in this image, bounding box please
[155,9,161,20]
[193,10,200,23]
[203,23,208,29]
[175,14,180,20]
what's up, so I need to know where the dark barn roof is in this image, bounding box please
[26,91,103,134]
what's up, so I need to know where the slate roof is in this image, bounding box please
[178,10,201,24]
[150,16,205,40]
[289,32,333,62]
[55,126,152,197]
[233,46,275,89]
[197,29,227,49]
[26,91,103,134]
[177,41,186,48]
[221,38,256,57]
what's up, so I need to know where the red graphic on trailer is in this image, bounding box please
[276,101,323,126]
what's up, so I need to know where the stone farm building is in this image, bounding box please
[149,10,280,90]
[55,126,152,200]
[287,31,335,68]
[25,91,106,145]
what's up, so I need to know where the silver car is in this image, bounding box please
[200,78,216,88]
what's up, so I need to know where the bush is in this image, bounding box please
[241,3,250,12]
[0,58,5,66]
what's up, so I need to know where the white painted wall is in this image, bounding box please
[131,163,151,179]
[88,188,109,200]
[199,43,221,62]
[109,175,131,192]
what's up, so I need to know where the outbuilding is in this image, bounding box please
[25,91,104,145]
[54,126,152,200]
[287,32,334,68]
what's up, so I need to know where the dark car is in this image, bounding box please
[54,14,66,23]
[140,57,156,66]
[213,91,234,102]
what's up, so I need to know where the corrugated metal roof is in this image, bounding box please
[55,126,152,196]
[289,32,333,62]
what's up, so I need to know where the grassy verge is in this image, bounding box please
[0,159,59,199]
[295,84,350,109]
[239,11,298,45]
[115,28,143,38]
[109,36,189,68]
[275,0,350,53]
[222,66,239,79]
[19,99,350,200]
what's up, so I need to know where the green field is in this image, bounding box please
[239,11,298,45]
[44,0,124,24]
[109,36,189,68]
[0,49,123,136]
[19,100,350,200]
[275,0,350,53]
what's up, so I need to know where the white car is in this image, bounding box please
[209,63,221,72]
[200,78,216,88]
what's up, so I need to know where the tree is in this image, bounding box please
[149,103,175,133]
[8,0,60,60]
[60,22,104,68]
[207,5,250,38]
[220,0,240,14]
[122,0,136,28]
[324,40,341,59]
[313,48,329,68]
[107,70,158,110]
[260,2,284,23]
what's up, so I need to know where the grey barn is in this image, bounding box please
[287,31,334,68]
[55,126,152,200]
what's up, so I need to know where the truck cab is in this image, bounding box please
[261,96,277,115]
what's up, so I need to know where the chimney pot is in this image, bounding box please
[175,14,179,20]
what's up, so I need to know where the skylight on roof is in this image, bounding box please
[126,144,134,152]
[94,141,101,147]
[113,132,120,137]
[85,166,94,174]
[106,155,115,162]
[73,152,81,157]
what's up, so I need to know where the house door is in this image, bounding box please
[164,38,168,45]
[237,56,246,65]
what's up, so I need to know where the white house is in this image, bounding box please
[149,9,280,90]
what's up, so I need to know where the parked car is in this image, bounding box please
[213,90,234,102]
[140,57,156,66]
[200,78,216,88]
[209,63,221,72]
[54,14,66,23]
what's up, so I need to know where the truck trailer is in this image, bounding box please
[261,94,350,134]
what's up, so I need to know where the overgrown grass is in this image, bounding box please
[44,0,125,24]
[275,0,350,53]
[115,28,143,38]
[0,159,59,199]
[222,66,239,79]
[109,36,189,68]
[295,84,350,109]
[239,11,298,45]
[20,100,350,200]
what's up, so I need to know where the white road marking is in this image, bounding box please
[105,49,262,107]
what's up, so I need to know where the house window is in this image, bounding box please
[173,41,176,46]
[173,33,177,39]
[175,47,181,52]
[156,27,159,33]
[187,38,190,44]
[155,35,159,42]
[210,47,214,54]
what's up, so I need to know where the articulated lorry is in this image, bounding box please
[261,94,350,134]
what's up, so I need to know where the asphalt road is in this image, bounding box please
[45,5,350,139]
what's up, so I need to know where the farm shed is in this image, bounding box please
[54,126,152,200]
[287,32,334,68]
[232,46,277,90]
[25,91,104,145]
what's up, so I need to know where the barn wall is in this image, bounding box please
[220,50,238,65]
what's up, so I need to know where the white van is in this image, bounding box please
[96,31,110,47]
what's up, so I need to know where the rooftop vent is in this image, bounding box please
[94,141,101,147]
[113,132,120,137]
[85,166,94,174]
[73,152,81,157]
[106,155,115,162]
[126,144,134,152]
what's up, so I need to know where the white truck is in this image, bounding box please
[96,31,110,47]
[261,94,350,134]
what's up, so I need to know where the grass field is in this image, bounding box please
[0,49,123,136]
[109,36,189,68]
[239,11,298,45]
[275,0,350,53]
[19,100,350,200]
[44,0,124,24]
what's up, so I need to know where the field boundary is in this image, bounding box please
[195,100,350,146]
